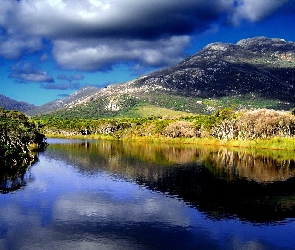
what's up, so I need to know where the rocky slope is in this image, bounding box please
[30,37,295,117]
[137,37,295,99]
[27,86,100,116]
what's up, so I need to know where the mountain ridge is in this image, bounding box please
[7,36,295,117]
[26,86,100,115]
[0,94,36,112]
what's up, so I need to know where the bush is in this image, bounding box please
[212,109,295,140]
[163,121,197,138]
[237,109,295,139]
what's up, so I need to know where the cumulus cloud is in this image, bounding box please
[53,36,191,71]
[9,62,54,83]
[0,34,42,59]
[1,0,295,71]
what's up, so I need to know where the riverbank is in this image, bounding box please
[35,108,295,151]
[0,108,47,167]
[44,133,295,151]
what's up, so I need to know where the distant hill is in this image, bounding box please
[30,37,295,118]
[27,86,100,116]
[0,94,35,112]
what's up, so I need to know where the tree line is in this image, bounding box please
[33,108,295,141]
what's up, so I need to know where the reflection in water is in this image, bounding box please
[0,156,36,193]
[1,138,295,250]
[47,139,295,223]
[206,148,295,183]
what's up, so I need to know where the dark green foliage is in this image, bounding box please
[0,108,46,165]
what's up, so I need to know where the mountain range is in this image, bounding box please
[2,37,295,118]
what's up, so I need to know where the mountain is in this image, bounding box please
[137,37,295,100]
[27,86,100,116]
[30,37,295,118]
[0,94,35,112]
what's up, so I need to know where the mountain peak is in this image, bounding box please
[203,42,234,52]
[236,36,294,51]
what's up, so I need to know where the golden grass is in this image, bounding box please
[45,133,295,151]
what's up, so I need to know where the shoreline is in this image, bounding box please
[44,134,295,151]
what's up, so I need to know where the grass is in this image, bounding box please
[129,104,194,117]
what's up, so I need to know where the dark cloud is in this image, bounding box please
[1,0,295,71]
[3,0,229,40]
[9,62,54,83]
[41,82,81,90]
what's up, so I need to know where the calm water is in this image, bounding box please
[1,138,295,250]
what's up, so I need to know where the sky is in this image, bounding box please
[1,0,295,106]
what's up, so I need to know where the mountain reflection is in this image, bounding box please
[47,139,295,222]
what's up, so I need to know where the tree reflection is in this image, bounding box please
[47,140,295,222]
[0,155,37,193]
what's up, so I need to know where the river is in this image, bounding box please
[0,138,295,250]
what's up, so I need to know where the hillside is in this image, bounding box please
[30,37,295,118]
[0,94,35,112]
[27,86,100,116]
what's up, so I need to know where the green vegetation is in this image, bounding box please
[33,91,293,120]
[35,93,203,119]
[0,108,46,166]
[118,104,194,117]
[33,108,295,150]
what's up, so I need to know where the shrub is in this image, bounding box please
[237,109,295,139]
[163,121,197,138]
[212,109,295,140]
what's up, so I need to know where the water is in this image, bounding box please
[1,138,295,250]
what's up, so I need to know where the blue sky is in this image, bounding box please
[1,0,295,106]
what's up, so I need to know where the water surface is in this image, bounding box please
[0,138,295,250]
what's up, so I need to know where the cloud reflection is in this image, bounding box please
[0,142,295,249]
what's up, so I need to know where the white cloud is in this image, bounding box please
[231,0,289,24]
[53,36,190,71]
[9,62,54,83]
[0,35,42,59]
